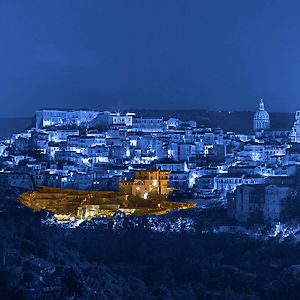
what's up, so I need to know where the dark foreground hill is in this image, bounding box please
[2,199,300,299]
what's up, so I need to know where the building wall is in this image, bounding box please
[35,110,99,128]
[119,169,173,199]
[231,185,265,222]
[264,185,293,220]
[229,184,293,222]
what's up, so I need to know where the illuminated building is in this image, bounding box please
[47,130,79,142]
[119,169,173,200]
[19,186,195,221]
[253,99,270,131]
[132,117,164,132]
[35,109,99,128]
[92,111,134,128]
[290,110,300,143]
[8,106,299,225]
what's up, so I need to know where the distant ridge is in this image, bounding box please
[0,110,294,138]
[0,117,32,138]
[133,110,295,133]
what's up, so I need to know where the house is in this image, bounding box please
[194,174,217,191]
[92,111,134,128]
[0,172,34,191]
[47,129,79,142]
[132,117,164,132]
[169,171,190,189]
[92,175,120,191]
[169,143,196,161]
[228,165,259,175]
[215,173,245,192]
[154,158,188,172]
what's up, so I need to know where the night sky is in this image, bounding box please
[1,0,300,116]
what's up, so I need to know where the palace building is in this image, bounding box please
[119,169,173,200]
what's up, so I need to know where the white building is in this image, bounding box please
[253,99,270,131]
[132,117,164,132]
[216,174,244,192]
[290,110,300,143]
[47,130,80,142]
[93,111,134,128]
[36,109,99,128]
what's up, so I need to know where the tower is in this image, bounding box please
[290,110,300,143]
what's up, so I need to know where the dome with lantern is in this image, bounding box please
[253,99,270,131]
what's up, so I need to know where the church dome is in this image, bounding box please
[254,109,270,121]
[253,99,270,130]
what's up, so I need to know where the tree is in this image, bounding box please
[281,192,300,221]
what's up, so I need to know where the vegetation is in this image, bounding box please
[1,199,300,299]
[281,190,300,221]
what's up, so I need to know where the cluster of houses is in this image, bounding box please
[2,102,300,222]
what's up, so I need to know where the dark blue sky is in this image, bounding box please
[1,0,300,116]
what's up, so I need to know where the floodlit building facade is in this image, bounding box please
[290,110,300,143]
[119,169,173,199]
[36,109,99,128]
[253,99,270,131]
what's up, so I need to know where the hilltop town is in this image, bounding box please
[1,100,300,222]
